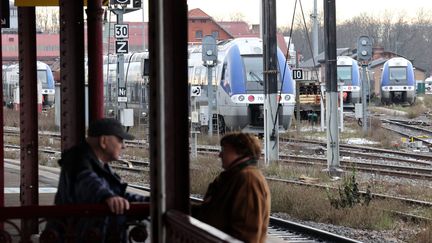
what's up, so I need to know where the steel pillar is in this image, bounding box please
[18,6,38,236]
[60,0,85,151]
[263,0,279,164]
[148,0,190,242]
[0,3,4,227]
[87,0,105,122]
[324,0,341,175]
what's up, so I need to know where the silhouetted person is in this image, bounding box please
[195,132,271,243]
[45,118,148,242]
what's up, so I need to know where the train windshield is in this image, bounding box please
[337,66,352,81]
[243,56,264,92]
[244,56,263,82]
[37,70,48,89]
[389,67,407,81]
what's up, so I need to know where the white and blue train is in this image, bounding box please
[337,56,361,105]
[380,57,416,105]
[3,61,56,108]
[189,37,296,133]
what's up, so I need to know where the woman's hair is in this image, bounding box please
[220,132,261,159]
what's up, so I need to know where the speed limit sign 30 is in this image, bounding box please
[114,24,129,39]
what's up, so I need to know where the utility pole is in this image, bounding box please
[324,0,341,175]
[312,0,319,59]
[263,0,279,164]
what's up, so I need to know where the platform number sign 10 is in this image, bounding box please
[114,24,129,39]
[292,69,304,80]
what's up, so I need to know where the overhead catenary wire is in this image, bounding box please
[269,0,298,146]
[271,0,321,143]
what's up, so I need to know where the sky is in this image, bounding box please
[126,0,432,26]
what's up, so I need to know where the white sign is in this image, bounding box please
[118,87,127,102]
[116,40,129,54]
[114,24,129,39]
[118,97,128,102]
[292,69,304,80]
[191,111,199,123]
[191,86,202,96]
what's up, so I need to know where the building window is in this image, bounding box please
[200,20,206,23]
[212,31,219,39]
[195,30,203,39]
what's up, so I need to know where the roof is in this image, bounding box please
[368,58,387,68]
[188,8,212,19]
[218,21,250,36]
[299,48,351,68]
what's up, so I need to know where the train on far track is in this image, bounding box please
[3,61,55,109]
[188,37,296,134]
[337,56,362,106]
[380,57,416,105]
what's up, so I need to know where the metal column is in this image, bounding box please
[149,0,190,242]
[87,0,105,122]
[60,0,85,151]
[324,0,341,175]
[18,6,38,236]
[262,0,279,164]
[0,3,4,217]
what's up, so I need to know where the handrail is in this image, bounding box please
[165,210,243,243]
[0,202,150,220]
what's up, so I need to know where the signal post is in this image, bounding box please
[109,0,141,125]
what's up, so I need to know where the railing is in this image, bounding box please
[0,203,150,243]
[0,204,242,243]
[166,210,242,243]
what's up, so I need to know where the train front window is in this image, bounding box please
[243,56,263,84]
[37,70,48,89]
[337,66,351,82]
[389,67,407,81]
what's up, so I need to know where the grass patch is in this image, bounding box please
[269,180,398,230]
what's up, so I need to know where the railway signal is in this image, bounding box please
[357,35,372,135]
[357,36,372,61]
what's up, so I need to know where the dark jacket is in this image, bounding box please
[196,160,271,243]
[46,141,147,242]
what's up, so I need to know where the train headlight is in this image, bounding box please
[284,95,290,101]
[238,95,245,101]
[403,86,407,90]
[389,87,393,90]
[248,95,255,102]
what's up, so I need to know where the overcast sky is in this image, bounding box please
[126,0,432,25]
[187,0,432,25]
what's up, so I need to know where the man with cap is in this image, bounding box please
[45,118,148,242]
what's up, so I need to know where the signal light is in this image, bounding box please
[248,95,255,102]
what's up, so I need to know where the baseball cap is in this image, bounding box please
[88,118,135,140]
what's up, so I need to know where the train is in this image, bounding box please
[102,52,149,121]
[188,37,296,133]
[3,61,55,108]
[337,56,361,106]
[380,57,416,105]
[100,38,295,133]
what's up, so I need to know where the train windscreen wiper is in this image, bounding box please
[249,71,264,86]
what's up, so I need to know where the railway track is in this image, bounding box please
[128,184,361,243]
[381,119,432,146]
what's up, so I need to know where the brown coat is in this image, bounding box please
[197,160,271,243]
